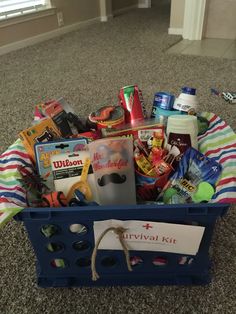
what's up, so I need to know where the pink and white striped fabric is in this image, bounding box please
[0,139,33,227]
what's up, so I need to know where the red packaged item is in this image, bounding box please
[153,160,173,177]
[119,85,146,124]
[148,147,164,164]
[43,101,64,118]
[102,120,164,140]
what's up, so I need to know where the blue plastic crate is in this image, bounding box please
[16,203,229,287]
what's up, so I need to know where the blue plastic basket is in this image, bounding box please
[16,202,229,288]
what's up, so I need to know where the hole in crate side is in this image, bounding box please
[69,224,88,235]
[178,256,194,265]
[76,257,91,267]
[100,256,118,268]
[73,240,91,252]
[46,242,64,252]
[130,256,143,267]
[152,256,168,266]
[40,224,60,238]
[50,258,67,268]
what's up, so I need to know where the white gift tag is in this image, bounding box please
[93,220,205,255]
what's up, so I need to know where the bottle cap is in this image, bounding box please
[182,87,196,95]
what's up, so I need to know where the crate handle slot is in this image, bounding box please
[29,211,52,220]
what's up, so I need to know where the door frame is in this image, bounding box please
[137,0,207,39]
[100,0,152,22]
[100,0,112,22]
[183,0,207,40]
[100,0,207,40]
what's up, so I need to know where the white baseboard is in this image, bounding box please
[100,14,113,22]
[138,4,149,8]
[0,16,101,56]
[100,15,108,22]
[113,4,138,16]
[168,27,183,35]
[138,0,151,8]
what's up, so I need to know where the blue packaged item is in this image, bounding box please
[162,148,222,204]
[152,92,175,111]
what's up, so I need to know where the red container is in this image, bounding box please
[88,106,125,130]
[119,85,146,124]
[135,169,169,201]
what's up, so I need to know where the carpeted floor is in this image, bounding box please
[0,1,236,313]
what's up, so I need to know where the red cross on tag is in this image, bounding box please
[142,223,153,230]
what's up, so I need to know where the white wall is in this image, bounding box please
[0,0,138,48]
[169,0,185,29]
[204,0,236,39]
[112,0,137,11]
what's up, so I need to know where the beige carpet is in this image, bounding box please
[0,1,236,313]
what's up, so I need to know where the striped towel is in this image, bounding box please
[0,139,33,227]
[198,112,236,203]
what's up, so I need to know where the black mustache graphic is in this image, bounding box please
[97,173,127,186]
